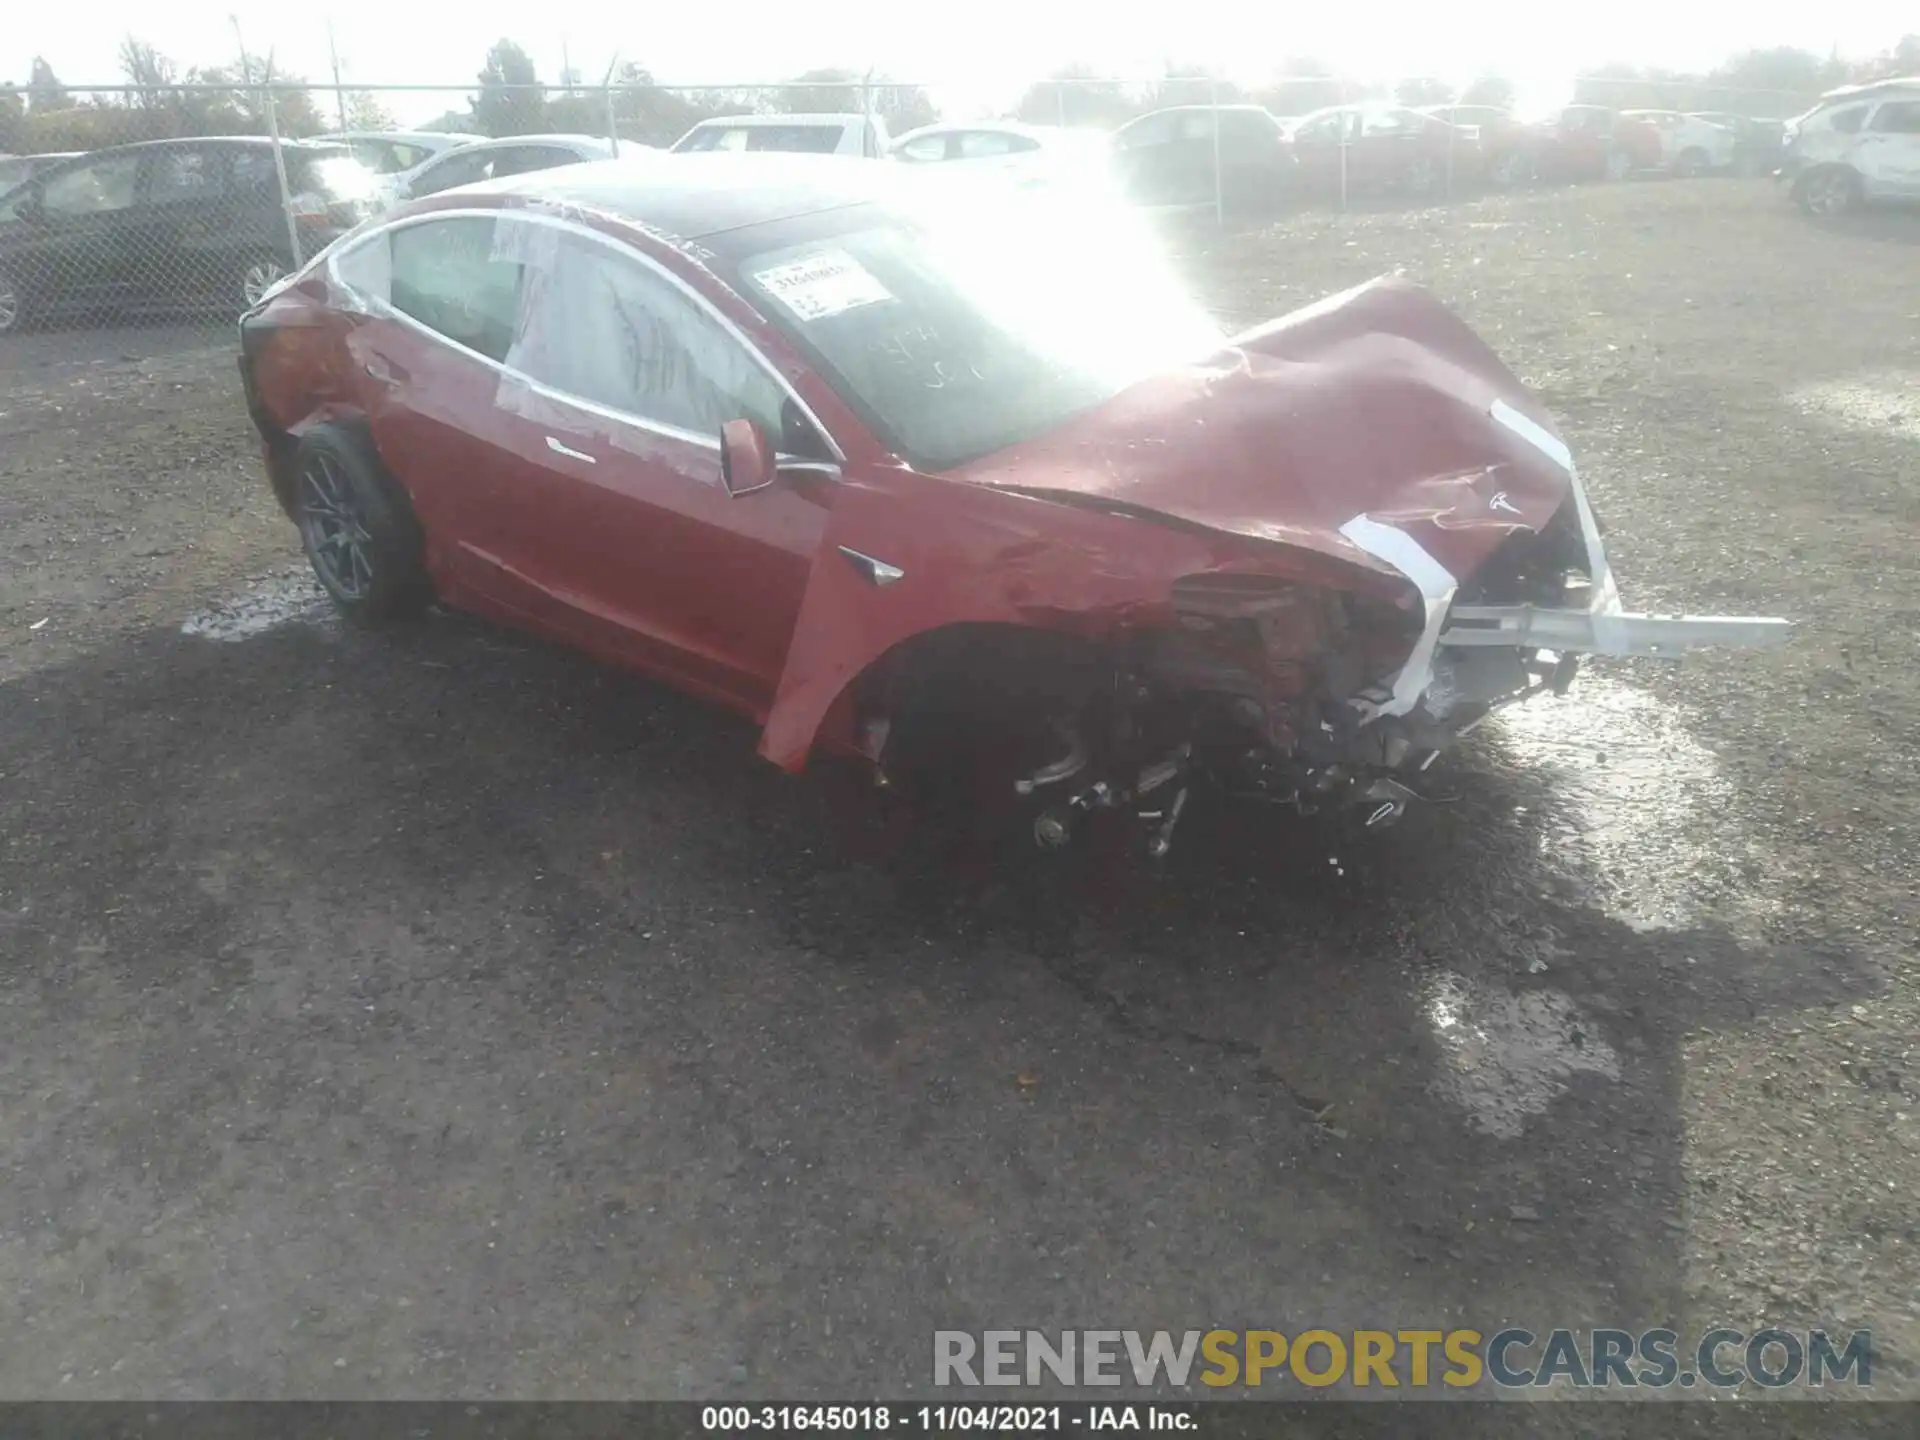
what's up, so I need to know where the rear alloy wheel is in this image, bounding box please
[292,426,432,624]
[1673,147,1710,179]
[1798,167,1861,216]
[240,255,285,310]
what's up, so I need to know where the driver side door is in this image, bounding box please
[479,219,838,715]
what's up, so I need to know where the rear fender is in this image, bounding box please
[757,473,1244,772]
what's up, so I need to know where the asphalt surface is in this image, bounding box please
[1,181,1916,1429]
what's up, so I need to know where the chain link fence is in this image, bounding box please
[0,76,1828,338]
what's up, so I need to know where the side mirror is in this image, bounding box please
[719,418,776,497]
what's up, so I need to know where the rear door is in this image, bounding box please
[125,143,229,310]
[1858,99,1920,196]
[478,217,836,710]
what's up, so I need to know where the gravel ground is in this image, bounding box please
[0,179,1916,1427]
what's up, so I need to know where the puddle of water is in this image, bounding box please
[182,570,331,642]
[1787,374,1920,444]
[1494,679,1766,932]
[1420,970,1620,1138]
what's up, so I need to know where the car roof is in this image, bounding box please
[457,152,937,243]
[687,113,867,128]
[319,130,473,145]
[896,120,1044,138]
[1818,76,1918,102]
[1126,104,1272,119]
[52,136,342,159]
[450,133,614,150]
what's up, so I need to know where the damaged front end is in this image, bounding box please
[761,276,1789,859]
[962,398,1788,855]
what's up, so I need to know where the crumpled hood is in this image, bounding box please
[953,276,1578,584]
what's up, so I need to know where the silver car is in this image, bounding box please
[1781,79,1920,213]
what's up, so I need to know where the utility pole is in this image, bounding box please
[327,21,349,132]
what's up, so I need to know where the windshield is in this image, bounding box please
[734,195,1221,470]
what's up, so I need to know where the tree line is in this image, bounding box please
[3,33,1915,159]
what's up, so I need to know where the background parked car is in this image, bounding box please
[1687,113,1789,175]
[1282,104,1482,201]
[391,134,617,203]
[671,114,888,158]
[1525,105,1663,181]
[0,152,83,196]
[316,130,476,206]
[889,121,1115,192]
[1781,78,1920,213]
[0,137,377,334]
[1110,105,1293,211]
[1421,104,1534,187]
[1620,110,1738,176]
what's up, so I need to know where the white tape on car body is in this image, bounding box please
[1338,515,1458,719]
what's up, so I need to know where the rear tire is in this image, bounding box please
[1604,146,1632,181]
[1796,166,1862,216]
[1673,147,1709,178]
[291,424,432,624]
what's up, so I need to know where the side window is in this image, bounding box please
[1117,112,1179,148]
[230,149,279,193]
[746,127,844,154]
[488,146,555,178]
[1219,112,1278,149]
[1828,106,1868,135]
[1868,102,1920,135]
[148,148,221,205]
[40,154,141,217]
[957,131,1023,158]
[1291,114,1342,144]
[411,149,495,196]
[1176,112,1217,143]
[1361,108,1414,137]
[509,230,789,445]
[332,231,393,305]
[390,217,523,362]
[897,134,949,162]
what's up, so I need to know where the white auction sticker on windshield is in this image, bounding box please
[753,250,893,321]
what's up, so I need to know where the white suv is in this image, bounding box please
[1781,78,1920,214]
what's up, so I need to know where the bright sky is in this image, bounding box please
[4,2,1912,122]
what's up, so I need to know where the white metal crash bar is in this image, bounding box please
[1438,605,1792,658]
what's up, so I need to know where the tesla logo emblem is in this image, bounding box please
[1490,491,1521,516]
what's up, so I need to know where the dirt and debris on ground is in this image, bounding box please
[0,181,1916,1429]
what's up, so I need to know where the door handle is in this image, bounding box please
[545,436,597,464]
